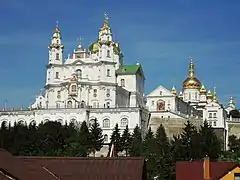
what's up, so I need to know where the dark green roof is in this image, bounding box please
[116,64,141,74]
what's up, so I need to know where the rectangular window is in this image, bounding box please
[106,89,110,97]
[57,91,61,99]
[107,69,110,77]
[234,173,240,180]
[160,91,162,95]
[107,50,110,57]
[121,79,125,87]
[151,101,154,106]
[56,53,60,60]
[213,113,217,118]
[209,113,212,118]
[214,121,216,126]
[55,72,59,79]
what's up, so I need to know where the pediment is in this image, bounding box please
[71,59,85,65]
[205,101,220,108]
[147,85,173,97]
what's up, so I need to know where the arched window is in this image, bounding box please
[56,53,60,60]
[76,69,82,78]
[104,134,108,142]
[120,118,128,127]
[103,119,110,128]
[67,101,72,108]
[71,85,77,93]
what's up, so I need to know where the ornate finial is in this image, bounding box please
[171,85,177,95]
[212,86,218,102]
[77,36,84,48]
[188,56,195,77]
[101,12,110,30]
[104,12,109,22]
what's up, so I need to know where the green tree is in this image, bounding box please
[180,120,199,160]
[155,124,172,180]
[120,125,132,156]
[78,121,91,157]
[38,121,65,156]
[89,118,104,156]
[110,123,122,154]
[129,125,142,156]
[228,135,240,153]
[142,127,157,180]
[198,120,222,160]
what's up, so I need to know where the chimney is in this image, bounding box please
[203,156,210,180]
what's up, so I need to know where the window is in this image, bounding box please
[151,101,154,106]
[56,40,59,44]
[107,36,110,41]
[93,89,97,97]
[213,113,217,118]
[234,173,240,180]
[208,121,212,126]
[189,93,191,100]
[107,69,110,77]
[121,79,125,87]
[103,119,110,128]
[120,118,128,127]
[57,91,61,99]
[106,89,110,97]
[67,101,72,108]
[76,69,82,78]
[106,102,110,108]
[55,72,59,79]
[160,91,162,95]
[71,85,77,93]
[209,113,212,118]
[56,53,60,60]
[56,103,60,108]
[107,50,110,57]
[195,92,198,100]
[104,134,108,142]
[213,121,216,126]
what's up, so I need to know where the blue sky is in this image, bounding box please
[0,0,240,108]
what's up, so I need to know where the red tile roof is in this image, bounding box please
[176,161,237,180]
[0,149,147,180]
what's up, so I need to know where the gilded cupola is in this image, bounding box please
[171,85,177,95]
[200,83,207,94]
[212,87,218,103]
[183,57,201,89]
[207,90,213,99]
[52,21,61,39]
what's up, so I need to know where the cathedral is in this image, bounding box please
[0,14,150,144]
[0,13,239,152]
[146,58,236,150]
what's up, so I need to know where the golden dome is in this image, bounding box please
[207,90,212,99]
[88,41,100,53]
[183,58,201,89]
[171,85,177,95]
[200,84,206,94]
[212,87,218,103]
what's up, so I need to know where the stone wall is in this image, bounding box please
[149,117,202,139]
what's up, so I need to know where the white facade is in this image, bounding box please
[0,14,150,143]
[146,57,234,150]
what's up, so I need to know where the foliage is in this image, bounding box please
[120,125,132,156]
[129,125,143,156]
[89,118,104,156]
[109,124,122,154]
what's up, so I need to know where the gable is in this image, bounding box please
[219,165,240,179]
[205,101,221,108]
[71,59,85,65]
[147,85,173,97]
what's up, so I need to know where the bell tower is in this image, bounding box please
[48,21,64,65]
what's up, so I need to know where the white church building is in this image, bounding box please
[146,58,236,149]
[0,14,150,143]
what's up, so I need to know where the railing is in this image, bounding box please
[0,105,144,113]
[227,117,240,123]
